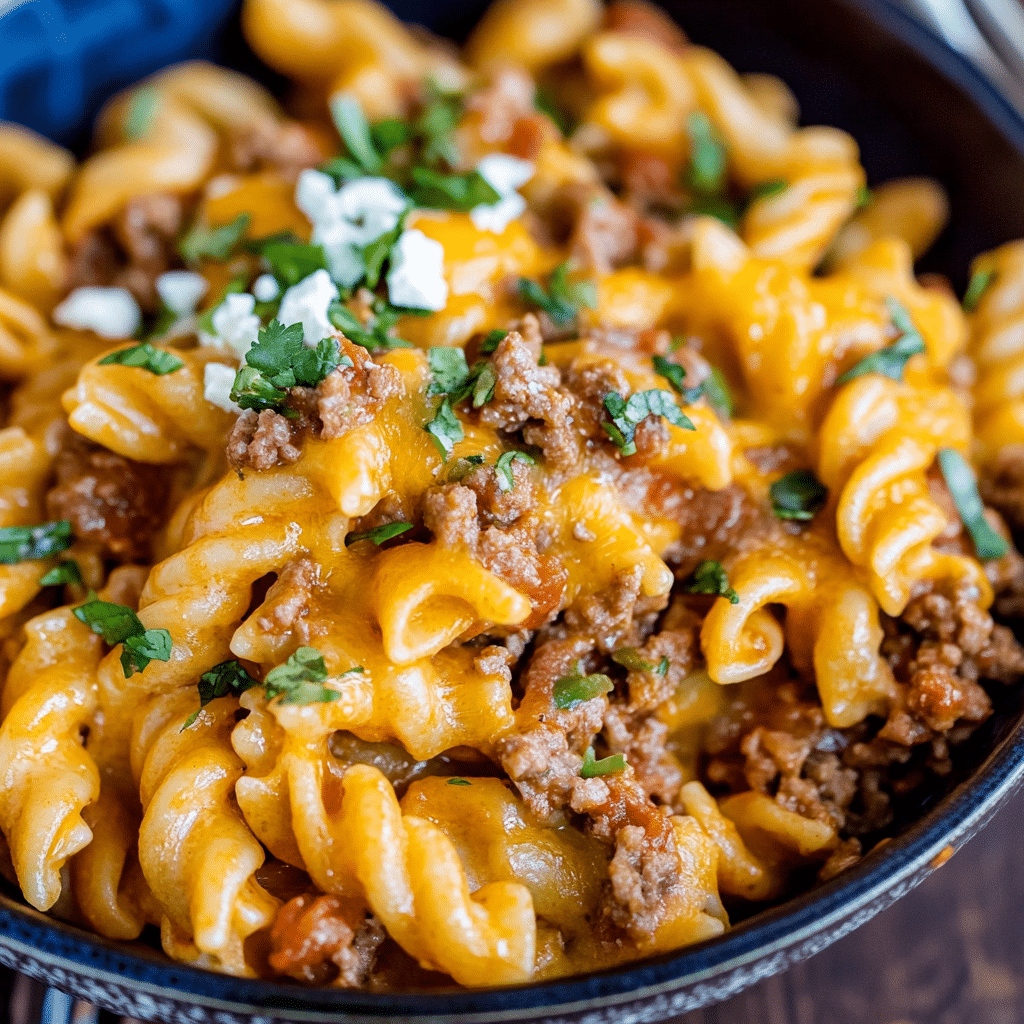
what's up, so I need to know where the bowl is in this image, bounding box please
[2,0,1024,1020]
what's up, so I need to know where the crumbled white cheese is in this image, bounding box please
[52,287,141,339]
[199,292,261,358]
[470,154,534,234]
[156,271,208,317]
[277,269,339,346]
[295,169,409,287]
[203,362,241,413]
[252,274,280,303]
[386,229,448,312]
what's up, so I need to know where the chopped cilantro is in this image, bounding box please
[73,595,172,677]
[371,118,412,156]
[534,88,573,135]
[424,398,464,460]
[446,454,486,482]
[836,297,925,384]
[480,329,507,354]
[687,560,739,604]
[39,559,82,588]
[963,268,997,313]
[230,320,348,414]
[552,661,614,710]
[518,261,597,327]
[653,355,732,418]
[937,448,1008,560]
[652,355,687,395]
[580,746,627,779]
[182,659,259,730]
[361,218,408,289]
[98,343,184,375]
[264,646,363,705]
[345,522,414,547]
[611,648,669,675]
[123,86,159,140]
[428,347,470,396]
[329,94,383,174]
[770,470,828,521]
[447,777,472,786]
[602,389,694,456]
[178,213,250,267]
[408,166,500,212]
[685,111,727,196]
[414,88,462,167]
[329,300,415,352]
[856,184,873,210]
[252,237,330,289]
[702,366,734,419]
[749,179,788,203]
[0,520,73,564]
[495,450,535,491]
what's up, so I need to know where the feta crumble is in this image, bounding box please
[277,269,339,346]
[295,169,409,287]
[252,274,280,303]
[199,292,261,359]
[470,154,534,234]
[52,287,141,339]
[156,271,208,317]
[203,362,241,413]
[387,230,448,312]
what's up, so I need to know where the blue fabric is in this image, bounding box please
[0,0,240,144]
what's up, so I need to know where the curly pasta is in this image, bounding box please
[2,0,1023,994]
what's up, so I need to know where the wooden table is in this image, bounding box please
[674,785,1024,1024]
[4,785,1022,1024]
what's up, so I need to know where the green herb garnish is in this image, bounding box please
[611,648,669,675]
[480,329,507,354]
[963,268,997,313]
[836,297,925,384]
[39,559,82,587]
[0,521,73,564]
[685,111,727,196]
[424,398,464,461]
[580,746,627,779]
[937,448,1008,560]
[98,343,184,375]
[181,660,259,730]
[408,167,500,212]
[345,522,414,547]
[73,595,172,677]
[178,213,250,267]
[749,179,788,203]
[602,389,694,456]
[552,661,614,710]
[770,470,828,521]
[123,86,159,140]
[687,560,739,604]
[264,646,363,705]
[446,777,472,786]
[427,347,495,407]
[252,237,330,289]
[495,451,535,492]
[329,94,383,174]
[328,299,417,352]
[518,261,597,327]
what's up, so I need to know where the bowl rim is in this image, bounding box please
[3,0,1024,1019]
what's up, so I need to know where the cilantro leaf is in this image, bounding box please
[424,398,464,461]
[534,88,573,135]
[553,662,614,710]
[518,261,597,327]
[856,184,873,210]
[685,111,727,196]
[73,595,172,677]
[702,366,733,419]
[770,470,828,521]
[470,364,496,407]
[345,522,414,546]
[447,777,472,786]
[414,89,462,167]
[264,646,363,705]
[39,559,82,588]
[446,454,486,482]
[687,560,739,604]
[963,268,997,313]
[371,118,412,156]
[231,320,346,414]
[836,297,925,384]
[937,448,1008,560]
[602,389,694,456]
[0,520,73,564]
[748,179,788,203]
[495,450,535,492]
[480,329,506,354]
[123,86,158,140]
[329,94,383,174]
[329,300,415,352]
[611,648,669,675]
[254,238,330,289]
[178,213,250,267]
[652,355,687,394]
[361,217,408,290]
[408,167,501,212]
[580,746,627,779]
[653,356,733,418]
[98,343,184,375]
[182,659,259,730]
[427,347,471,396]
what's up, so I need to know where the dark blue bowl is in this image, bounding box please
[2,1,1024,1020]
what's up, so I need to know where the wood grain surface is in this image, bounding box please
[4,786,1022,1024]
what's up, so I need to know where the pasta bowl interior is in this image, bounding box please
[2,0,1024,1019]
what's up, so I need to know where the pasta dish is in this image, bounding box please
[2,0,1024,990]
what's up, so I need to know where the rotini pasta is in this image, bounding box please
[1,0,1023,995]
